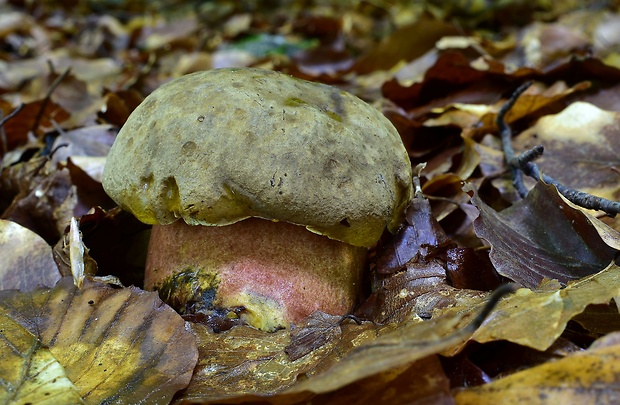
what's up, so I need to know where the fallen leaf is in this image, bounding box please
[0,219,60,291]
[65,158,116,216]
[0,99,70,150]
[356,260,455,324]
[353,14,459,74]
[308,355,454,405]
[1,158,76,244]
[375,194,454,275]
[470,263,620,351]
[512,101,620,203]
[454,330,620,404]
[0,277,198,404]
[445,247,502,291]
[468,181,618,288]
[178,285,495,403]
[50,124,117,166]
[285,312,349,361]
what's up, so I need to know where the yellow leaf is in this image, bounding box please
[454,331,620,404]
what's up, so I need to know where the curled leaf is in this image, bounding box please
[468,181,618,288]
[471,263,620,351]
[376,195,454,274]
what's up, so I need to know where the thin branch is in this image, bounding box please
[496,81,533,197]
[31,65,71,136]
[0,103,24,157]
[498,84,620,217]
[352,283,518,351]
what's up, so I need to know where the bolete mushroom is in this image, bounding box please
[102,68,412,331]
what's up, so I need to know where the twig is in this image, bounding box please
[0,103,24,157]
[498,84,620,217]
[352,283,518,351]
[466,283,518,332]
[31,65,71,136]
[497,81,533,197]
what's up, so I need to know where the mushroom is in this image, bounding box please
[102,68,412,331]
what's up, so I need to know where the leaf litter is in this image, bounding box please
[2,1,620,404]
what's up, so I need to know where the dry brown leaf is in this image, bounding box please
[469,181,618,288]
[0,219,60,291]
[454,331,620,404]
[513,101,620,203]
[469,263,620,351]
[1,158,76,244]
[0,277,198,404]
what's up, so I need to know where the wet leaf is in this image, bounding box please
[0,277,198,404]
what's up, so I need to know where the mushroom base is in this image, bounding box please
[145,218,367,331]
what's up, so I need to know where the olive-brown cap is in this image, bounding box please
[102,68,412,247]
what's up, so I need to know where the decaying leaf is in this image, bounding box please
[1,158,76,244]
[0,277,198,404]
[356,259,458,324]
[453,331,620,404]
[0,219,60,291]
[470,263,620,351]
[375,193,454,274]
[306,354,453,405]
[285,312,351,361]
[179,289,493,403]
[468,181,618,288]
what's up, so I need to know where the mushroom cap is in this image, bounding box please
[102,68,412,247]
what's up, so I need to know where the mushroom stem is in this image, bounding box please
[145,218,367,331]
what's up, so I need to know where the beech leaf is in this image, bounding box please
[513,101,620,203]
[0,277,198,405]
[468,181,618,288]
[470,263,620,351]
[454,331,620,404]
[0,219,60,291]
[180,294,491,403]
[375,195,454,275]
